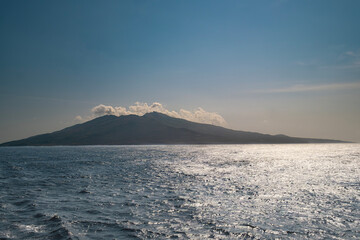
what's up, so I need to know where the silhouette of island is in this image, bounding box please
[0,112,346,146]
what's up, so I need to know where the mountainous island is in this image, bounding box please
[0,112,345,146]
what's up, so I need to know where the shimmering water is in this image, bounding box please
[0,144,359,239]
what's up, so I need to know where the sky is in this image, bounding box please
[1,0,360,143]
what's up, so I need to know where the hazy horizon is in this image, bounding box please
[1,0,360,143]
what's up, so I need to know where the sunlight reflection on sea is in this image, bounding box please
[0,144,359,239]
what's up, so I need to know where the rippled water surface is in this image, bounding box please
[0,144,359,239]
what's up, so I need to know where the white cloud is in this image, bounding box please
[344,50,360,58]
[345,51,356,56]
[92,104,117,116]
[86,102,227,127]
[74,115,83,121]
[297,49,360,70]
[257,82,360,93]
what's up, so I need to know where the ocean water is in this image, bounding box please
[0,144,359,240]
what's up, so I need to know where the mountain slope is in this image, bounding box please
[0,112,345,146]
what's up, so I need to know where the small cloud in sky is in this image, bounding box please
[297,49,360,70]
[257,82,360,93]
[296,61,306,66]
[345,51,356,56]
[343,50,360,58]
[79,102,227,127]
[75,115,83,121]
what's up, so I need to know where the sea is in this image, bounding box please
[0,144,359,240]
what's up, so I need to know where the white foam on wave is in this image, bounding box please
[17,223,45,233]
[0,230,16,239]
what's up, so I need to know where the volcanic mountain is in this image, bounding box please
[0,112,344,146]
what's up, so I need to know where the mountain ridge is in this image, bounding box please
[0,112,347,146]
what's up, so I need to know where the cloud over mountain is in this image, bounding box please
[89,102,227,127]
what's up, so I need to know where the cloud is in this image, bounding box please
[297,49,360,70]
[322,49,360,69]
[92,104,117,116]
[75,115,83,121]
[257,82,360,93]
[345,51,356,56]
[87,102,227,127]
[344,50,360,58]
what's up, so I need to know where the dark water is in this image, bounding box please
[0,144,359,239]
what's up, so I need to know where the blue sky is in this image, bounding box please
[1,0,360,142]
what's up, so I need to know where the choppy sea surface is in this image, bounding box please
[0,144,359,240]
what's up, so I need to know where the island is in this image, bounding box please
[0,112,346,146]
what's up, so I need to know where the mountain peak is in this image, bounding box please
[143,111,168,117]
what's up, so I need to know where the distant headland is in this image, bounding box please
[0,112,347,146]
